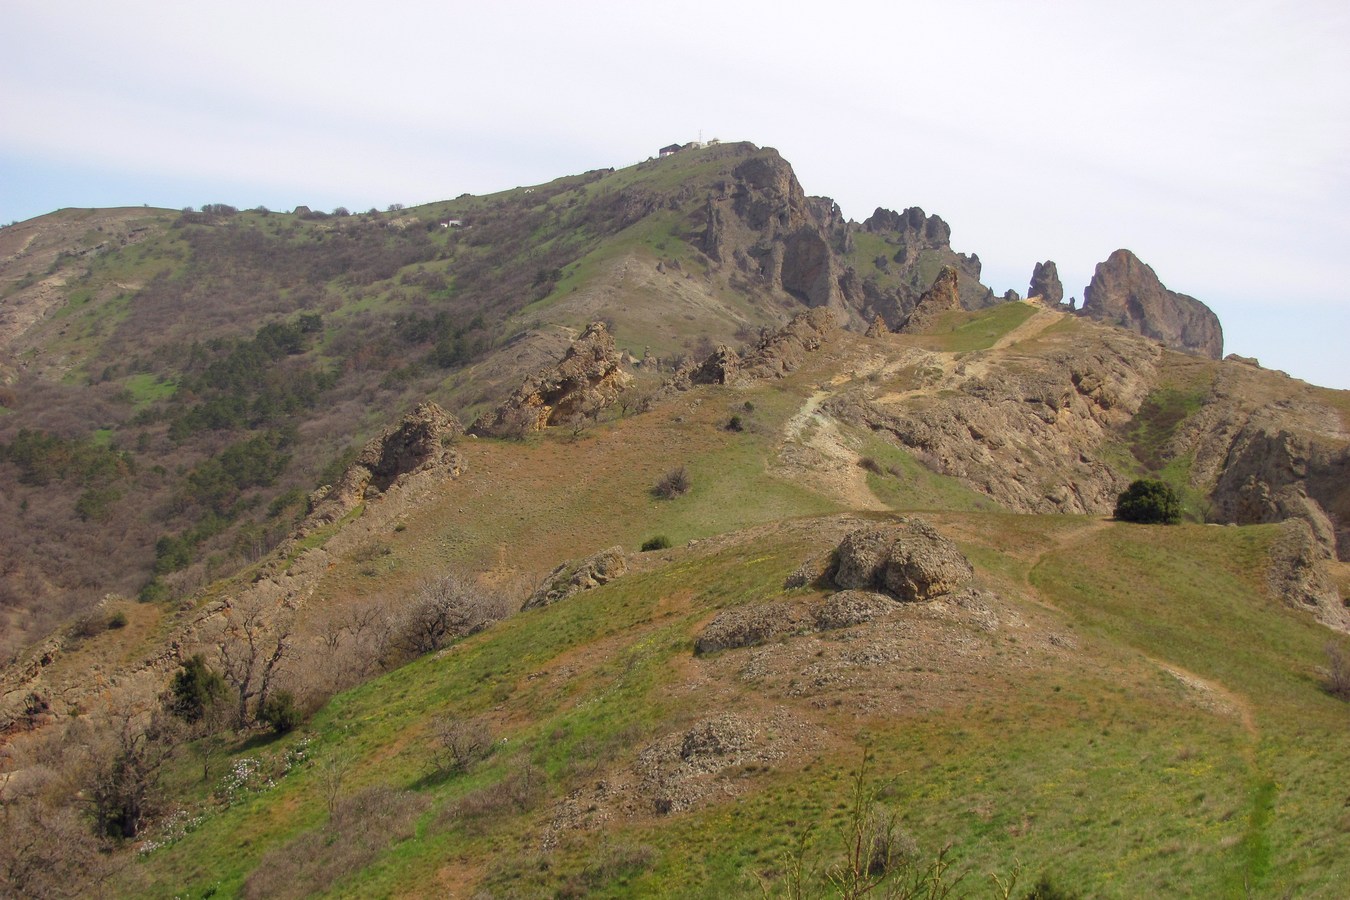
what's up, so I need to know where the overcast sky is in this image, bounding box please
[3,0,1348,388]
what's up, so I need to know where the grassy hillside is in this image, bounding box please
[114,509,1347,898]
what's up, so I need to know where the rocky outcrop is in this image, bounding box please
[828,327,1161,515]
[471,322,632,437]
[860,206,989,311]
[901,266,961,334]
[1266,519,1349,632]
[832,519,974,601]
[737,308,838,379]
[1080,249,1223,359]
[306,402,463,529]
[1029,260,1063,306]
[523,547,628,610]
[1210,426,1347,558]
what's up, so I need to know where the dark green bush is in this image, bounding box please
[1023,874,1081,899]
[1114,479,1181,524]
[258,690,302,733]
[167,655,227,723]
[640,536,671,552]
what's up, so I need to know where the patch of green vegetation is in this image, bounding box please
[123,372,176,409]
[920,302,1038,353]
[856,433,999,513]
[1127,384,1208,470]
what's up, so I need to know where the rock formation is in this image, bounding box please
[471,321,632,437]
[1029,260,1063,306]
[831,519,974,601]
[524,546,628,610]
[901,266,961,334]
[305,401,464,529]
[1080,249,1223,359]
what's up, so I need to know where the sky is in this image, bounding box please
[3,0,1348,389]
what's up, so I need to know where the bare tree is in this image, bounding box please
[428,715,493,778]
[84,704,182,839]
[397,573,506,658]
[212,597,293,729]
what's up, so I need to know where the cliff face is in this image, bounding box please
[1080,249,1223,359]
[698,148,992,332]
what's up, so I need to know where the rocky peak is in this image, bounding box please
[470,322,632,437]
[1028,260,1064,306]
[901,266,961,334]
[1080,249,1223,359]
[862,207,952,254]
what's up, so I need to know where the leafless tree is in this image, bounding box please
[212,597,293,729]
[397,573,507,658]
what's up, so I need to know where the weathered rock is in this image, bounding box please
[814,590,894,630]
[524,547,628,610]
[901,266,961,334]
[865,314,891,338]
[736,308,837,380]
[1210,427,1343,557]
[1080,249,1223,359]
[688,345,740,385]
[471,322,632,437]
[305,402,463,529]
[1267,519,1349,632]
[694,602,801,655]
[1029,260,1063,306]
[832,519,974,601]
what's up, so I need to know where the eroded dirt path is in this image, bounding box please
[778,389,889,512]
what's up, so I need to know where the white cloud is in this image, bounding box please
[3,0,1348,386]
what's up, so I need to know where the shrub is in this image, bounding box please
[1113,479,1181,524]
[858,456,884,475]
[258,690,302,733]
[108,610,128,629]
[725,414,744,432]
[1325,642,1350,699]
[167,654,228,723]
[641,535,671,552]
[652,466,691,500]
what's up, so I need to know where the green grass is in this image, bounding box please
[856,433,999,513]
[919,302,1038,353]
[123,372,176,409]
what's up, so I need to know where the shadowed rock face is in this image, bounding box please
[1080,249,1223,359]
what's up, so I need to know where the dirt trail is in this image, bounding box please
[778,389,888,512]
[990,305,1062,351]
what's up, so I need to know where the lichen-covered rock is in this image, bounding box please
[814,590,894,630]
[694,602,799,655]
[1080,249,1223,359]
[832,519,973,601]
[523,547,628,610]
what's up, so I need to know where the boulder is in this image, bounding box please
[1080,249,1223,359]
[832,518,973,601]
[523,547,628,610]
